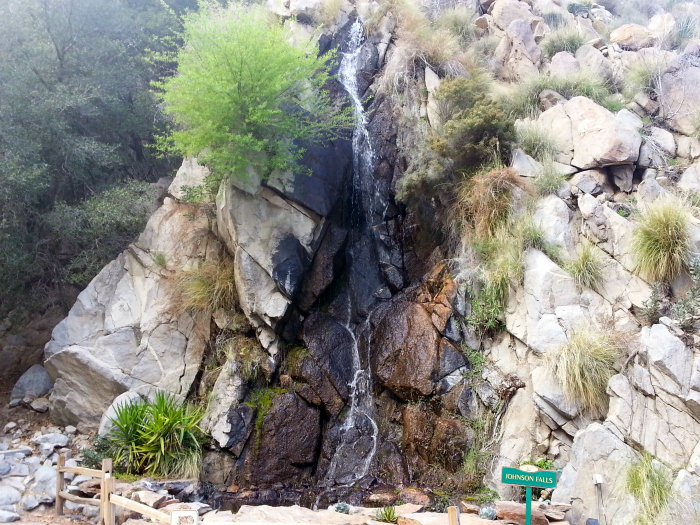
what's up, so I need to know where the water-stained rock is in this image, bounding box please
[371,301,440,399]
[239,392,321,485]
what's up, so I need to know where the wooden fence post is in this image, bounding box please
[55,455,65,516]
[447,506,460,525]
[100,459,113,525]
[103,475,116,525]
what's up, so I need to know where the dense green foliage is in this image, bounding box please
[0,0,185,313]
[154,4,351,186]
[108,392,205,478]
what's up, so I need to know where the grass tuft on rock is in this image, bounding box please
[549,329,623,417]
[541,27,587,58]
[175,260,238,313]
[533,158,567,196]
[565,242,603,290]
[515,124,561,162]
[632,197,690,282]
[626,453,673,525]
[504,73,610,118]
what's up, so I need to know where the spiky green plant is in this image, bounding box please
[375,506,399,523]
[565,242,603,290]
[626,453,673,525]
[109,392,205,478]
[550,329,623,416]
[631,198,690,282]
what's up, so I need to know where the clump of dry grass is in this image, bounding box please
[549,328,624,417]
[458,167,526,237]
[631,197,691,282]
[174,260,238,313]
[565,242,604,290]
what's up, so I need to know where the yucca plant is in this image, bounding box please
[109,392,205,478]
[631,198,690,282]
[549,329,623,417]
[375,506,399,523]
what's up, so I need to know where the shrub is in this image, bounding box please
[565,242,603,290]
[640,282,665,325]
[434,5,476,48]
[533,158,567,196]
[542,12,567,29]
[504,72,611,118]
[109,392,205,478]
[624,56,671,97]
[631,197,690,282]
[549,329,623,417]
[81,436,113,470]
[515,124,561,162]
[567,2,591,16]
[458,167,525,237]
[541,27,587,58]
[626,453,673,525]
[175,260,238,313]
[375,507,399,523]
[154,4,351,182]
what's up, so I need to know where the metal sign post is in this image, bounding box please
[501,466,558,525]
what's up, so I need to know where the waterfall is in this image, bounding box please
[322,18,380,487]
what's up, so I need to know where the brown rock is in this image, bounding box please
[371,301,440,399]
[538,89,566,111]
[537,502,572,521]
[132,490,166,508]
[291,355,344,416]
[431,418,474,471]
[376,441,410,486]
[459,501,480,514]
[610,23,656,50]
[398,488,431,506]
[495,500,548,525]
[402,403,436,463]
[397,517,421,525]
[365,491,398,507]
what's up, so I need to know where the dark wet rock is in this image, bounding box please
[271,235,311,298]
[431,418,473,471]
[298,224,348,312]
[402,403,436,465]
[290,353,345,417]
[11,364,53,402]
[301,313,355,400]
[375,441,410,486]
[439,339,466,379]
[239,393,321,486]
[371,301,440,399]
[200,451,235,485]
[225,404,256,457]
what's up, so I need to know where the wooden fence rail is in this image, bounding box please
[56,454,198,525]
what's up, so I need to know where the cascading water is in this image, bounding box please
[322,18,380,487]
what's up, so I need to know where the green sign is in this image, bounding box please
[501,466,558,525]
[501,466,557,488]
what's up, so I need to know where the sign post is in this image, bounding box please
[501,466,558,525]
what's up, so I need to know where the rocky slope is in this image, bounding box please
[19,0,700,523]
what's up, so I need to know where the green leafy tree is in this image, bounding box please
[0,0,184,312]
[154,3,351,184]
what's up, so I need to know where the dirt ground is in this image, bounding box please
[0,384,52,433]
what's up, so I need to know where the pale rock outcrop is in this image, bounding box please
[511,148,541,177]
[575,44,612,80]
[610,24,656,51]
[537,97,641,169]
[552,422,638,525]
[489,0,536,31]
[549,52,579,78]
[44,184,216,427]
[495,19,542,81]
[424,67,441,129]
[659,58,700,136]
[679,162,700,192]
[533,195,576,257]
[506,250,616,355]
[647,13,676,40]
[201,359,248,448]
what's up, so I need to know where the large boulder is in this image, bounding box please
[44,193,216,428]
[489,0,536,31]
[552,422,638,525]
[201,360,249,449]
[371,301,441,399]
[495,19,542,81]
[610,23,656,50]
[237,392,321,485]
[659,58,700,136]
[10,364,53,403]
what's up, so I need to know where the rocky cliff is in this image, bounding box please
[32,0,700,523]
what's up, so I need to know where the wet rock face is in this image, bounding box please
[371,301,441,400]
[238,392,321,486]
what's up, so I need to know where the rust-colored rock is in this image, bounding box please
[495,500,548,525]
[397,517,421,525]
[430,418,474,471]
[371,300,440,399]
[459,501,480,514]
[402,403,436,463]
[398,488,431,506]
[364,491,398,507]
